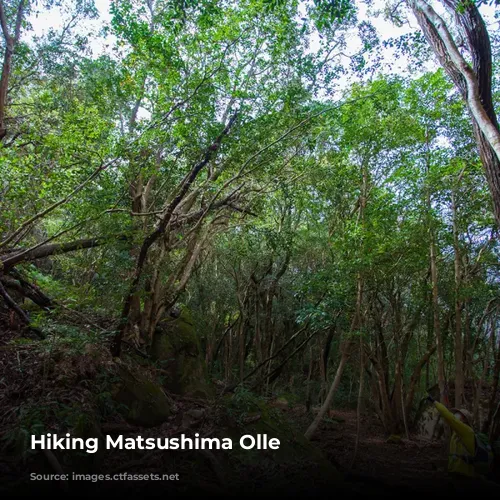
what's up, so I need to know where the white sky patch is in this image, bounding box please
[21,0,499,115]
[24,0,499,77]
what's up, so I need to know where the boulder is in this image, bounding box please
[150,307,213,399]
[386,434,402,444]
[415,404,443,440]
[218,396,342,483]
[269,397,289,410]
[112,364,173,427]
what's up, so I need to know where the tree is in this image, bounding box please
[407,0,500,227]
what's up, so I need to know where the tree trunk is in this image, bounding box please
[452,190,464,408]
[304,349,349,440]
[483,341,500,434]
[425,149,446,404]
[390,290,405,433]
[239,315,245,383]
[0,0,26,140]
[254,289,262,364]
[431,216,446,403]
[0,36,13,140]
[349,337,365,469]
[405,345,437,418]
[305,344,314,413]
[474,316,493,427]
[409,0,500,226]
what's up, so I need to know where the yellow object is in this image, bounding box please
[434,402,477,478]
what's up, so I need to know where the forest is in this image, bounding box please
[1,0,500,496]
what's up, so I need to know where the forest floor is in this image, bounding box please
[2,319,500,496]
[288,405,448,489]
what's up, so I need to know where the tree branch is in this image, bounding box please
[1,236,127,270]
[0,159,117,249]
[410,0,500,162]
[0,0,10,41]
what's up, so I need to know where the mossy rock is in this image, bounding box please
[151,308,213,398]
[218,396,342,482]
[112,365,173,427]
[270,397,289,409]
[386,434,402,444]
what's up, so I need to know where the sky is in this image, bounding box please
[24,0,499,99]
[27,0,418,62]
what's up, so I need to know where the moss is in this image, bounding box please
[219,396,341,479]
[112,365,173,427]
[151,307,213,398]
[386,434,402,444]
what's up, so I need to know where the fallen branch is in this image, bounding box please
[2,237,102,270]
[0,278,29,325]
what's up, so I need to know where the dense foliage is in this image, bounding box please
[1,0,500,445]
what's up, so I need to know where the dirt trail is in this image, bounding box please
[287,405,453,491]
[323,410,445,482]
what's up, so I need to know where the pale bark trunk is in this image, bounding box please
[410,0,500,161]
[309,162,365,440]
[452,191,464,407]
[349,337,365,469]
[390,291,405,432]
[424,147,446,404]
[0,37,13,139]
[304,350,349,440]
[430,233,446,402]
[464,300,473,383]
[409,0,500,226]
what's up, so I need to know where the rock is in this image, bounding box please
[386,434,402,444]
[186,409,205,419]
[181,408,206,428]
[150,307,213,399]
[414,404,445,440]
[112,365,173,427]
[270,397,289,410]
[219,396,343,482]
